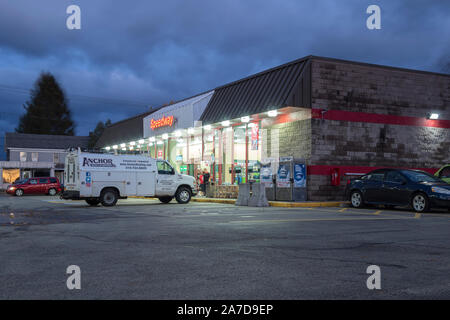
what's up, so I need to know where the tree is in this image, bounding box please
[88,119,111,149]
[16,72,75,135]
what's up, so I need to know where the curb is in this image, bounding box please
[129,196,348,208]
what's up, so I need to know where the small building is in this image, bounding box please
[95,55,450,201]
[1,132,89,189]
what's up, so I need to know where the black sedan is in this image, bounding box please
[346,169,450,212]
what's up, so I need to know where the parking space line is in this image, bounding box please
[374,210,382,215]
[230,216,413,224]
[338,208,348,212]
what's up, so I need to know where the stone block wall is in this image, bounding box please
[308,58,450,201]
[262,118,312,161]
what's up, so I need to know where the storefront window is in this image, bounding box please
[2,169,20,184]
[247,122,262,183]
[233,126,246,184]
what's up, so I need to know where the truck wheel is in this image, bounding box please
[85,199,100,206]
[175,187,191,204]
[158,196,173,204]
[100,189,118,207]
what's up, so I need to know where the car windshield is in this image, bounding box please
[401,170,441,183]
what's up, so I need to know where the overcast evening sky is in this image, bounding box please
[0,0,449,142]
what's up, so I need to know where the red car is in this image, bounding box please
[6,177,62,196]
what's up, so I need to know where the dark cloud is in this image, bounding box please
[0,0,448,139]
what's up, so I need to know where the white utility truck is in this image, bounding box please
[62,150,197,206]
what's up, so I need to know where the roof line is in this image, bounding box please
[214,55,313,91]
[106,90,215,128]
[309,55,450,78]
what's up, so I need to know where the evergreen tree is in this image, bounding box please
[88,119,111,149]
[16,72,75,135]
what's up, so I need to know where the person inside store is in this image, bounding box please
[202,168,210,196]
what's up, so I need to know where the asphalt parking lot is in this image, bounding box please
[1,193,450,299]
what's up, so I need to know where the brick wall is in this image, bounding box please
[309,59,450,201]
[262,110,312,161]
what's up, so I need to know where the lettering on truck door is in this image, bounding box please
[156,160,177,196]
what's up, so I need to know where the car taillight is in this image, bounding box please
[347,179,350,185]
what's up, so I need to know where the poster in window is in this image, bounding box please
[251,124,259,150]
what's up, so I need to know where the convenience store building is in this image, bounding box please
[96,55,450,200]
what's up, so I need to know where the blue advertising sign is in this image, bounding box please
[293,164,306,188]
[260,163,273,187]
[277,164,290,188]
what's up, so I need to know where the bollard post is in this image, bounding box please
[248,183,269,207]
[235,183,250,206]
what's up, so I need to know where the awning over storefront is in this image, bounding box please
[200,57,311,125]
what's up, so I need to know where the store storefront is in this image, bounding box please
[98,55,449,200]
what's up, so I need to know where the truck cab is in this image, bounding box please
[62,151,197,206]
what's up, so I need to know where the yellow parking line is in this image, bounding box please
[414,212,422,219]
[231,216,412,224]
[374,210,382,215]
[338,208,348,212]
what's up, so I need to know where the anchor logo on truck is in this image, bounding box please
[82,157,116,168]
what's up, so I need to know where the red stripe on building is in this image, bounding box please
[308,165,438,176]
[311,109,450,129]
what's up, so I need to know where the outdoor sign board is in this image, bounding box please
[150,115,174,130]
[293,163,306,188]
[277,163,291,188]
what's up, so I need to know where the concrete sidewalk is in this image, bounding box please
[191,197,347,207]
[127,195,348,207]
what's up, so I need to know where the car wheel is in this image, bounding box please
[411,193,429,213]
[15,189,24,197]
[48,188,57,196]
[85,199,100,206]
[100,189,118,207]
[158,196,173,204]
[175,187,191,204]
[350,190,364,208]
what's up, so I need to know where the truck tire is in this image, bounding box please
[158,196,173,204]
[85,199,100,206]
[175,186,191,204]
[100,189,118,207]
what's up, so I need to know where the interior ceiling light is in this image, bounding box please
[138,139,145,144]
[149,137,156,142]
[162,133,169,139]
[222,120,230,127]
[105,146,111,150]
[175,131,182,137]
[241,116,250,123]
[130,141,136,146]
[121,148,126,151]
[120,143,126,148]
[112,145,118,149]
[157,141,163,145]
